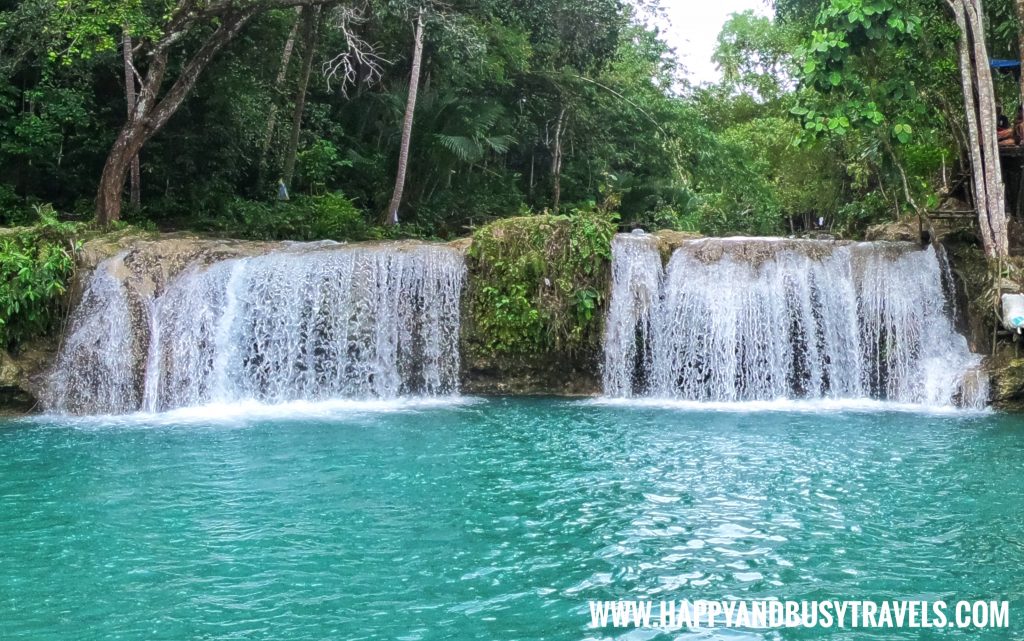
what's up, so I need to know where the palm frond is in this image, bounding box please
[434,134,483,163]
[483,135,515,154]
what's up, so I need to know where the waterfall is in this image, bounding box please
[45,243,466,415]
[44,262,147,415]
[603,234,988,408]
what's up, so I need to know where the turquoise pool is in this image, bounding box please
[1,399,1021,640]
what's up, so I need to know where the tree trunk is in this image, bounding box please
[965,0,1008,255]
[282,6,321,188]
[122,30,141,209]
[551,107,566,214]
[94,0,338,224]
[385,10,425,226]
[96,126,150,225]
[952,1,994,254]
[1016,0,1024,109]
[97,10,260,224]
[529,147,535,197]
[882,135,917,215]
[258,7,302,188]
[947,0,1008,257]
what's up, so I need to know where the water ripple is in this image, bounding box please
[0,399,1021,640]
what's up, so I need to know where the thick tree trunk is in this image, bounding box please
[385,10,425,226]
[96,124,148,226]
[282,6,321,188]
[952,2,994,254]
[258,7,302,188]
[947,0,1008,257]
[95,0,337,224]
[950,0,994,254]
[551,107,566,214]
[97,11,258,224]
[965,0,1008,255]
[97,44,169,226]
[1016,0,1024,109]
[122,31,141,209]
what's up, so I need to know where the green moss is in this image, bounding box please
[466,209,617,358]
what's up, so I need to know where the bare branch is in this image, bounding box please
[322,3,390,95]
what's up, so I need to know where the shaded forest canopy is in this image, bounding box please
[0,0,1022,241]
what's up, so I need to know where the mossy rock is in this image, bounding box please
[651,229,702,264]
[461,211,617,394]
[989,357,1024,410]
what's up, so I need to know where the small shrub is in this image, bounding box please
[0,184,30,225]
[297,139,351,194]
[415,173,526,234]
[630,205,700,233]
[0,205,81,349]
[226,192,373,241]
[834,192,890,238]
[304,192,370,240]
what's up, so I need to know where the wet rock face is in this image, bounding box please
[680,237,858,267]
[866,214,981,248]
[0,337,61,413]
[76,235,279,299]
[940,240,1024,410]
[865,220,921,243]
[989,358,1024,411]
[459,353,601,397]
[34,236,284,415]
[0,350,41,411]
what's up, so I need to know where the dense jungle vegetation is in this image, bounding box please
[0,0,1018,239]
[0,0,1023,348]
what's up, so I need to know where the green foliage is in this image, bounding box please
[45,0,150,63]
[467,209,617,357]
[772,0,970,228]
[0,0,988,243]
[627,205,699,233]
[0,184,28,225]
[222,192,376,242]
[0,206,81,348]
[714,10,797,100]
[297,139,351,194]
[833,192,890,236]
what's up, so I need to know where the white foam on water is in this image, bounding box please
[29,395,481,428]
[584,396,991,417]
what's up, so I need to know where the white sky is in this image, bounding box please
[658,0,773,85]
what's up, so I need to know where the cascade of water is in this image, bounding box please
[45,243,466,415]
[602,235,988,408]
[601,232,663,397]
[44,259,146,415]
